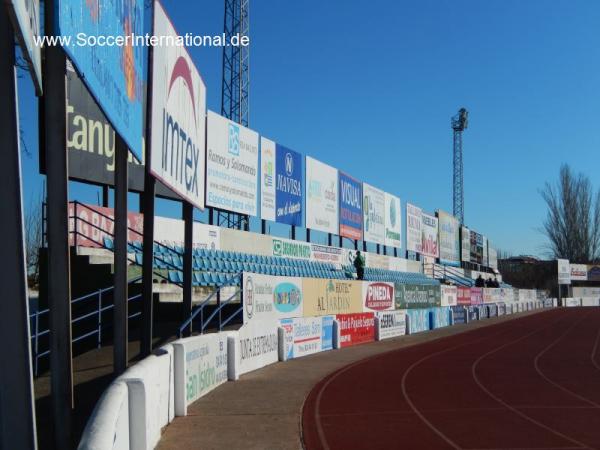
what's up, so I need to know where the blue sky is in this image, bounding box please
[17,0,600,257]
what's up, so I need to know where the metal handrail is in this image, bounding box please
[201,288,241,333]
[221,306,243,329]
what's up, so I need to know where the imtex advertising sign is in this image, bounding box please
[206,111,259,216]
[150,2,206,208]
[57,0,145,160]
[306,157,338,234]
[338,172,363,240]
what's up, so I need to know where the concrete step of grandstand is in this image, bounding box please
[152,283,240,304]
[76,246,136,266]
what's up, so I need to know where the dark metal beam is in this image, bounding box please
[113,135,128,375]
[140,172,155,356]
[182,202,194,334]
[0,9,37,448]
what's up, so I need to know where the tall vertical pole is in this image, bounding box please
[182,202,194,334]
[113,135,128,375]
[102,185,109,207]
[140,172,155,356]
[0,8,37,448]
[43,1,73,446]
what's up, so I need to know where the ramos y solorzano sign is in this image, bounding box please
[336,313,375,347]
[362,282,394,312]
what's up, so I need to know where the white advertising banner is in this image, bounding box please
[421,212,439,258]
[461,226,470,262]
[441,285,458,306]
[363,183,385,245]
[557,259,571,285]
[483,236,489,267]
[279,316,334,360]
[306,157,339,234]
[227,319,279,380]
[206,110,259,216]
[499,288,515,303]
[570,264,588,281]
[384,193,402,248]
[406,203,422,253]
[154,216,220,250]
[375,310,406,340]
[150,3,206,208]
[362,282,395,312]
[7,0,42,93]
[173,333,228,416]
[488,246,498,270]
[242,273,303,323]
[260,137,276,221]
[438,210,460,265]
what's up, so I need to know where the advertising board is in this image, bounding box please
[477,305,489,319]
[466,306,478,321]
[438,210,460,266]
[173,333,228,416]
[57,0,145,159]
[470,288,483,305]
[242,273,303,323]
[451,306,467,324]
[279,316,334,360]
[430,307,451,329]
[395,284,441,309]
[375,310,406,340]
[336,313,375,347]
[206,111,259,216]
[274,145,303,225]
[421,212,439,258]
[154,216,220,250]
[363,183,385,245]
[303,279,363,316]
[406,309,430,334]
[441,285,458,307]
[384,193,401,248]
[470,231,484,265]
[306,156,338,233]
[557,259,571,285]
[150,3,206,208]
[498,288,515,303]
[260,137,276,221]
[488,246,498,270]
[461,226,470,262]
[570,264,588,281]
[457,287,471,306]
[338,172,363,240]
[406,203,422,253]
[227,319,279,380]
[362,282,395,312]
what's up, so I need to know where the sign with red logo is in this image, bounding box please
[457,287,471,305]
[470,288,483,305]
[362,282,394,312]
[336,313,375,347]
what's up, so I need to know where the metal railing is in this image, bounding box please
[425,263,473,286]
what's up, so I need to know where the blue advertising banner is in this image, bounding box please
[56,0,145,160]
[451,306,468,324]
[275,145,303,226]
[338,172,363,240]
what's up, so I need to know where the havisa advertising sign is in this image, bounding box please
[242,273,303,323]
[362,282,395,312]
[275,145,303,226]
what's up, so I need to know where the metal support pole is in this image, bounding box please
[328,233,332,247]
[209,207,214,226]
[376,244,380,255]
[113,134,128,375]
[43,3,73,445]
[261,219,266,234]
[141,173,155,356]
[182,202,193,334]
[338,236,343,248]
[291,225,296,240]
[363,240,367,252]
[0,9,37,447]
[394,248,398,258]
[306,229,311,243]
[102,185,109,207]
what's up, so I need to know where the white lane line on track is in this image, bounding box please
[471,311,591,450]
[533,312,600,408]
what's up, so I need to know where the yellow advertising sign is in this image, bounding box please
[303,278,363,316]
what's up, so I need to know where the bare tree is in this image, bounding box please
[540,164,600,263]
[25,190,44,288]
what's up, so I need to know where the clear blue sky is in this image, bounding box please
[17,0,600,257]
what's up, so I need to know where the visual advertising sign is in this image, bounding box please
[384,193,401,248]
[206,111,259,216]
[274,145,303,225]
[363,183,385,245]
[242,273,303,323]
[395,284,441,309]
[421,213,439,258]
[260,137,276,221]
[461,226,470,262]
[338,172,363,240]
[150,3,206,208]
[306,157,338,233]
[438,210,460,266]
[336,313,375,348]
[7,0,42,93]
[57,0,145,159]
[362,282,395,312]
[375,310,406,340]
[280,316,334,360]
[557,259,571,285]
[303,279,363,316]
[406,203,423,253]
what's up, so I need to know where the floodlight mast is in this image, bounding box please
[452,108,468,224]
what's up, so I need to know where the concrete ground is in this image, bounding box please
[158,310,543,450]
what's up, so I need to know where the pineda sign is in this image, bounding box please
[363,282,394,311]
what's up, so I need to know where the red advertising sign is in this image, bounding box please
[470,287,483,305]
[364,282,394,311]
[336,313,375,348]
[68,202,143,248]
[457,287,471,305]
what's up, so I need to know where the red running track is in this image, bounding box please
[302,308,600,450]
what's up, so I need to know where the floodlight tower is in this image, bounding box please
[451,108,468,224]
[221,0,249,127]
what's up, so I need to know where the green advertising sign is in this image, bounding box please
[272,238,311,259]
[394,284,441,309]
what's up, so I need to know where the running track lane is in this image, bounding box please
[302,308,600,450]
